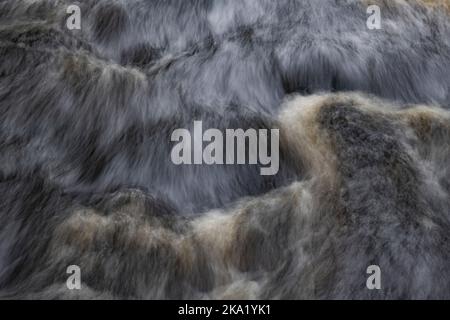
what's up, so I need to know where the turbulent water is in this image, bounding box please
[0,0,450,299]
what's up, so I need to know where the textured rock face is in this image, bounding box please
[0,0,449,299]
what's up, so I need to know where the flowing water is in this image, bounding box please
[0,0,450,299]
